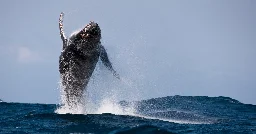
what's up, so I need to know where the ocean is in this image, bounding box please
[0,95,255,133]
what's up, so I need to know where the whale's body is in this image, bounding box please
[58,12,119,106]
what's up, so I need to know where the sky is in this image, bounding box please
[0,1,255,104]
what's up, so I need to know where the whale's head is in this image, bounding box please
[78,21,101,43]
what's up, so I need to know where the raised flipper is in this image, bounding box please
[100,45,120,79]
[59,12,68,50]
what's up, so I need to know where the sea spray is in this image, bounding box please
[55,79,86,114]
[55,62,141,115]
[55,39,145,115]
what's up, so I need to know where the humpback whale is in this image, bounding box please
[58,12,119,106]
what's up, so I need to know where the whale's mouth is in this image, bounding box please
[81,21,101,40]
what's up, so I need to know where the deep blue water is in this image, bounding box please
[0,96,256,133]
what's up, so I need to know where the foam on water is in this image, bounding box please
[95,98,133,115]
[136,115,213,124]
[55,97,136,115]
[55,102,86,114]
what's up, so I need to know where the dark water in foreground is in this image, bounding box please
[0,96,256,133]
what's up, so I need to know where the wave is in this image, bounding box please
[1,96,255,133]
[55,95,255,125]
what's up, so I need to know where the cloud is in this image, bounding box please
[17,46,41,63]
[0,45,42,63]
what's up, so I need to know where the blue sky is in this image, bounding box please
[0,1,255,104]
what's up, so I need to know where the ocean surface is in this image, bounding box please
[0,95,255,133]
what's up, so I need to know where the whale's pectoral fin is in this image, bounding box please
[59,12,68,50]
[100,45,120,79]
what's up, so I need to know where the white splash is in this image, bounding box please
[55,103,86,114]
[55,80,86,114]
[95,98,136,115]
[55,96,136,115]
[55,76,136,115]
[135,115,213,124]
